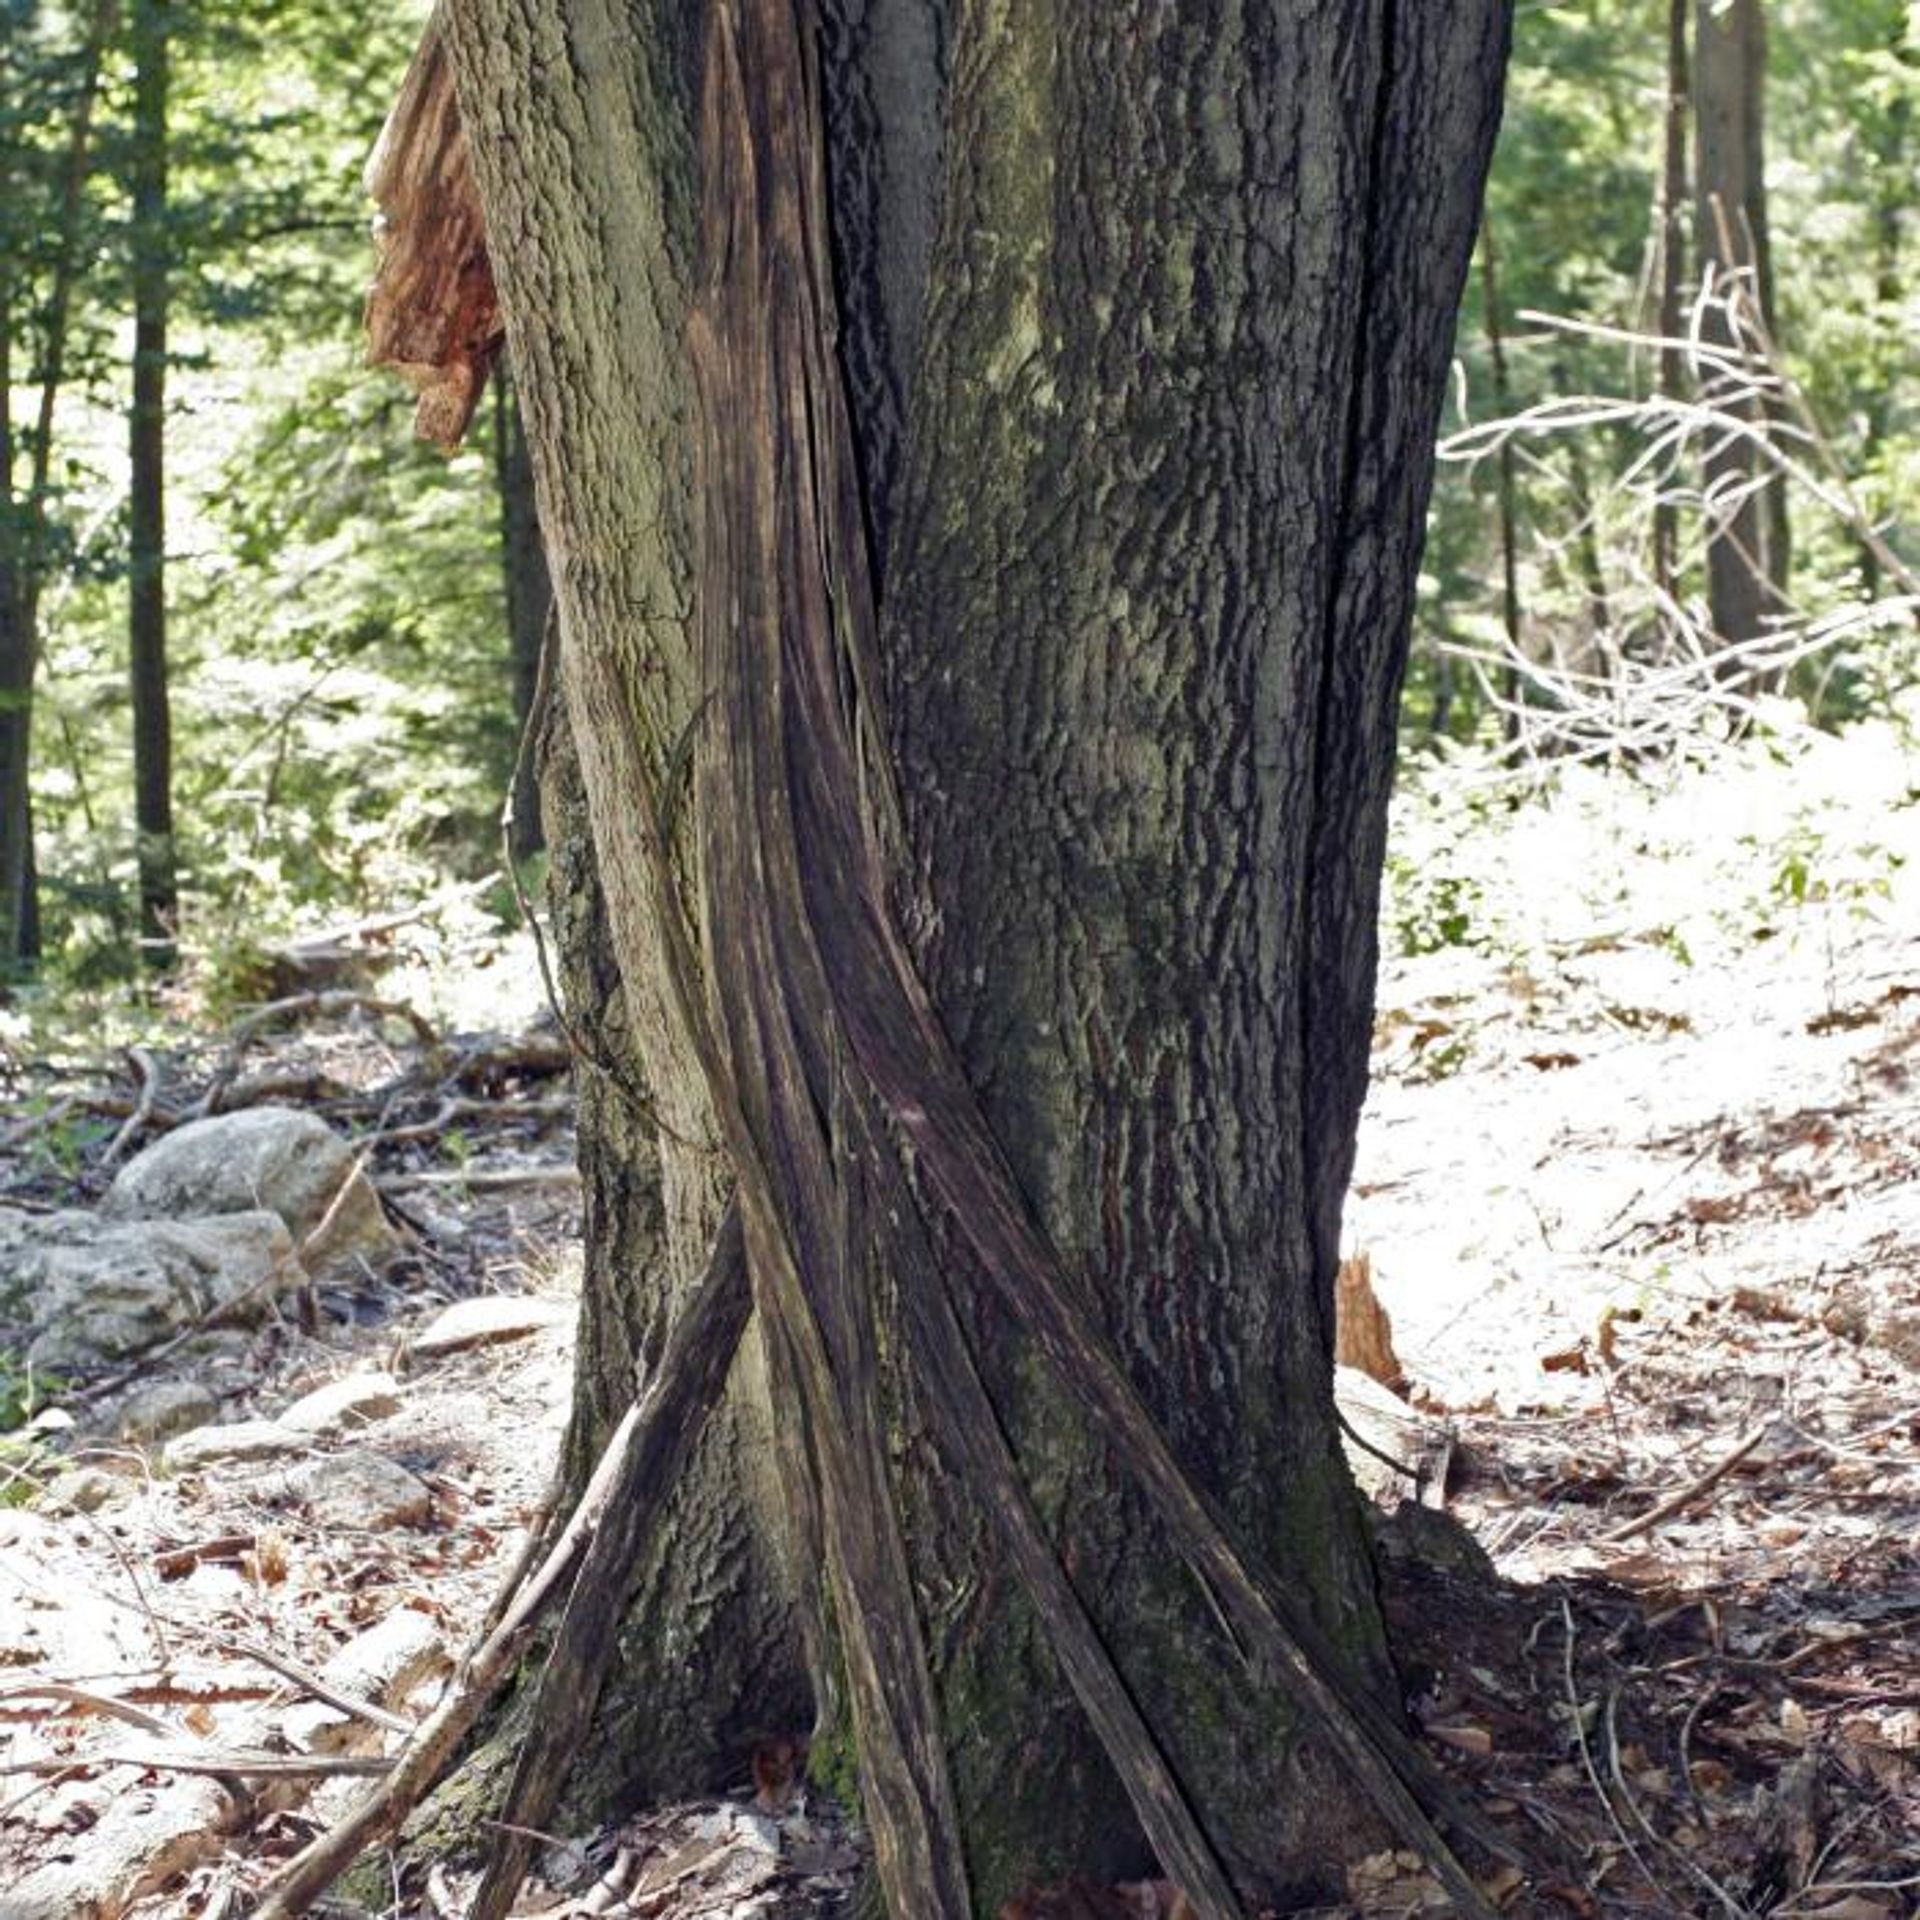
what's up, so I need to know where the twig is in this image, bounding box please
[212,1637,415,1738]
[465,1203,756,1920]
[0,1746,388,1779]
[495,606,683,1148]
[298,1146,379,1265]
[0,1092,82,1155]
[1603,1685,1746,1917]
[0,1681,176,1738]
[103,1048,163,1165]
[197,993,440,1117]
[63,1257,299,1405]
[376,1164,580,1192]
[1559,1600,1660,1905]
[1600,1423,1770,1543]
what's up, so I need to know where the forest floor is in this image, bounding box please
[0,714,1915,1920]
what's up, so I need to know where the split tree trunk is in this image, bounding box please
[377,3,1511,1911]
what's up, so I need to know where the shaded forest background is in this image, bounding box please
[1,0,1915,1001]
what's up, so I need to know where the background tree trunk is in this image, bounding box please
[1654,0,1689,611]
[1695,0,1788,651]
[129,0,176,965]
[425,2,1510,1910]
[1477,220,1525,741]
[0,0,111,969]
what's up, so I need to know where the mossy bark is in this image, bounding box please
[408,2,1512,1912]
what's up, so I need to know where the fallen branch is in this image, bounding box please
[197,992,440,1118]
[376,1164,579,1192]
[462,1205,758,1920]
[102,1047,163,1164]
[214,1637,415,1739]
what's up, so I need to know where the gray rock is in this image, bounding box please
[280,1606,449,1756]
[266,1450,432,1530]
[162,1418,304,1471]
[0,1776,232,1920]
[39,1466,123,1515]
[0,1207,301,1374]
[116,1377,219,1443]
[412,1293,566,1357]
[105,1108,397,1274]
[278,1370,402,1436]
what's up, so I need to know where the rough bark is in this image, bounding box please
[129,0,177,965]
[881,12,1509,1900]
[1694,0,1788,648]
[367,15,811,1827]
[371,3,1512,1913]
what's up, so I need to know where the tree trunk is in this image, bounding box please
[129,0,177,966]
[0,0,112,970]
[492,362,551,859]
[1653,0,1688,612]
[1694,0,1788,652]
[382,3,1511,1912]
[1859,8,1913,605]
[1477,219,1525,742]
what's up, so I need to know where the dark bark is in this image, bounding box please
[129,0,177,965]
[373,4,1513,1914]
[1695,0,1788,650]
[492,363,550,857]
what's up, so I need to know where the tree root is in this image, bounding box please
[248,1200,750,1920]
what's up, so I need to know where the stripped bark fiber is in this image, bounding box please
[359,4,1517,1916]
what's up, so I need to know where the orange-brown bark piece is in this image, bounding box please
[1335,1249,1408,1396]
[364,24,501,449]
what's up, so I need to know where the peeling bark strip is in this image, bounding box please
[364,27,501,448]
[368,3,1518,1915]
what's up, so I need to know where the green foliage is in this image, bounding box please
[15,0,515,981]
[6,0,1916,998]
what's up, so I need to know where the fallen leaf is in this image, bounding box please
[1429,1722,1494,1756]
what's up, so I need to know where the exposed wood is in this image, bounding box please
[364,25,501,449]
